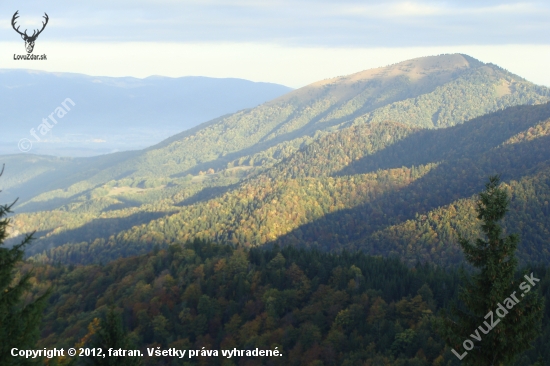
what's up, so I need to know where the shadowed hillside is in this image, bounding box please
[19,103,550,266]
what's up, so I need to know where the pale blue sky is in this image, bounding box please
[1,1,549,87]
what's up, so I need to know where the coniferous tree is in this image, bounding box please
[439,175,544,365]
[0,168,51,365]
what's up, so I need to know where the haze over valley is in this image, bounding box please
[0,70,292,156]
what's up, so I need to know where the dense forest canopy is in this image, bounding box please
[11,103,550,268]
[15,240,549,365]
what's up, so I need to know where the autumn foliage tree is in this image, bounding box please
[85,308,142,366]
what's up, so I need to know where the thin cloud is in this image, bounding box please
[0,0,548,46]
[338,2,542,18]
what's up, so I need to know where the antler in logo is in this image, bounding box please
[12,11,49,54]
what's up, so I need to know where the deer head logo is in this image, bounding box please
[12,11,49,54]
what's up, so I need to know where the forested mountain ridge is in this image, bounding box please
[16,102,550,266]
[3,54,549,213]
[111,54,549,178]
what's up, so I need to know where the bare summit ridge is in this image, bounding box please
[274,54,484,104]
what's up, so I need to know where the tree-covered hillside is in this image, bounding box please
[13,102,550,267]
[3,54,549,213]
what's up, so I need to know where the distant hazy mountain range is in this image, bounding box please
[3,54,550,266]
[0,70,292,156]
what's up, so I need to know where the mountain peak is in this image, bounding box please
[275,54,484,105]
[323,53,481,86]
